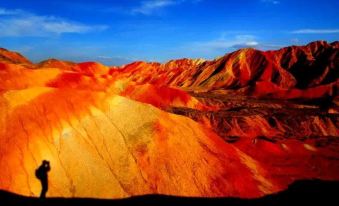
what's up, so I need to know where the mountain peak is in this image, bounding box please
[0,48,32,65]
[331,41,339,48]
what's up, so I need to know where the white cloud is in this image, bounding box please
[177,33,283,59]
[291,29,339,34]
[132,0,176,15]
[261,0,280,4]
[0,8,24,15]
[131,0,201,15]
[97,55,135,65]
[0,7,108,37]
[192,35,260,52]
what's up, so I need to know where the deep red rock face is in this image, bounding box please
[0,41,338,198]
[112,41,338,99]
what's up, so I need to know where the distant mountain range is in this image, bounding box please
[1,41,338,100]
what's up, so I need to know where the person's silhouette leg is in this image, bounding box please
[40,178,48,198]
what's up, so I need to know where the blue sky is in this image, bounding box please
[0,0,338,65]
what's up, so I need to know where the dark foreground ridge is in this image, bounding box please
[1,179,338,206]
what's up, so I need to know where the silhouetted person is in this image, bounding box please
[35,160,50,199]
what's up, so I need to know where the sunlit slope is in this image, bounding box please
[0,90,277,198]
[0,61,202,110]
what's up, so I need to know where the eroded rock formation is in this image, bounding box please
[0,41,338,198]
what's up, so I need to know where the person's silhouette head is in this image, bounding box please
[42,160,50,168]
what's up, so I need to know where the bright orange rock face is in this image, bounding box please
[0,41,338,198]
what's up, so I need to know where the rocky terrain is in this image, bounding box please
[0,41,338,199]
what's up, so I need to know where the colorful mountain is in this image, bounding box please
[0,41,338,198]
